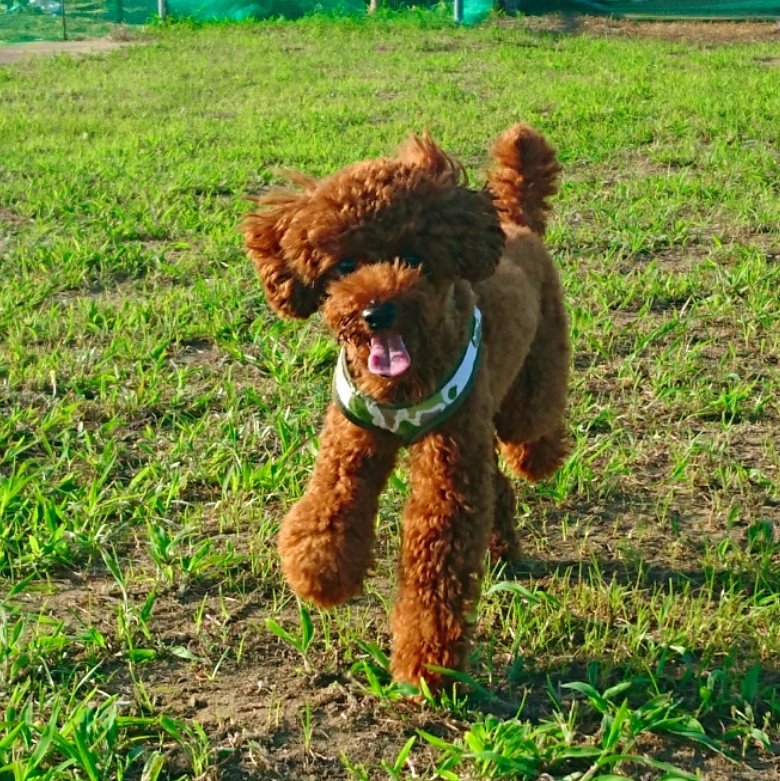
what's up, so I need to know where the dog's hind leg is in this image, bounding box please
[489,460,521,565]
[278,405,400,608]
[495,286,570,483]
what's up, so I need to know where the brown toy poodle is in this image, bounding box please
[243,124,570,692]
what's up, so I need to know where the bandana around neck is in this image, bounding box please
[332,307,483,446]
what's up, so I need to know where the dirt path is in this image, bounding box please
[517,16,780,43]
[0,38,133,65]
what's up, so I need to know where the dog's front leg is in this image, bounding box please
[390,397,495,693]
[278,404,400,608]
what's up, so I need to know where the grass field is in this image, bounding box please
[1,12,780,780]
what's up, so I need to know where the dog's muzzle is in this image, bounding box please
[362,302,397,332]
[333,306,484,445]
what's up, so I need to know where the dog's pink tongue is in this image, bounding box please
[368,333,411,378]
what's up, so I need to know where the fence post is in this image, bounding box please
[453,0,463,23]
[158,0,167,17]
[61,0,68,39]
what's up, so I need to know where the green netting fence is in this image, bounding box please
[1,0,778,46]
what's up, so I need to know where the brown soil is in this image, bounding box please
[0,38,134,65]
[25,558,780,781]
[517,15,780,43]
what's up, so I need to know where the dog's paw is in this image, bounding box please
[278,503,374,607]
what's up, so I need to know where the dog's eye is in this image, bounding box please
[401,253,422,268]
[335,258,358,277]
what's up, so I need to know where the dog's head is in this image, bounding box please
[244,133,504,400]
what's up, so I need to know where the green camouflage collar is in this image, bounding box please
[333,307,483,446]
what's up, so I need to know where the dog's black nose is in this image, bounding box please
[362,302,396,332]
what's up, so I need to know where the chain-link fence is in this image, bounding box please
[0,0,366,43]
[1,0,778,46]
[1,0,157,42]
[0,0,477,44]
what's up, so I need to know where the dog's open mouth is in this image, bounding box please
[368,333,411,378]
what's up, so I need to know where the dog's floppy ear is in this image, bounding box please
[243,188,323,320]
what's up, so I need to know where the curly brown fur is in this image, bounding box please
[243,124,570,693]
[488,124,562,236]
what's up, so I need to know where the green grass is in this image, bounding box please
[1,12,780,780]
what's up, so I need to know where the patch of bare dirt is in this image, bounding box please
[514,14,780,44]
[0,38,136,66]
[6,451,778,779]
[0,206,29,254]
[29,567,779,780]
[0,205,27,226]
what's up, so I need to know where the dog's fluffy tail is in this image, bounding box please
[487,124,561,236]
